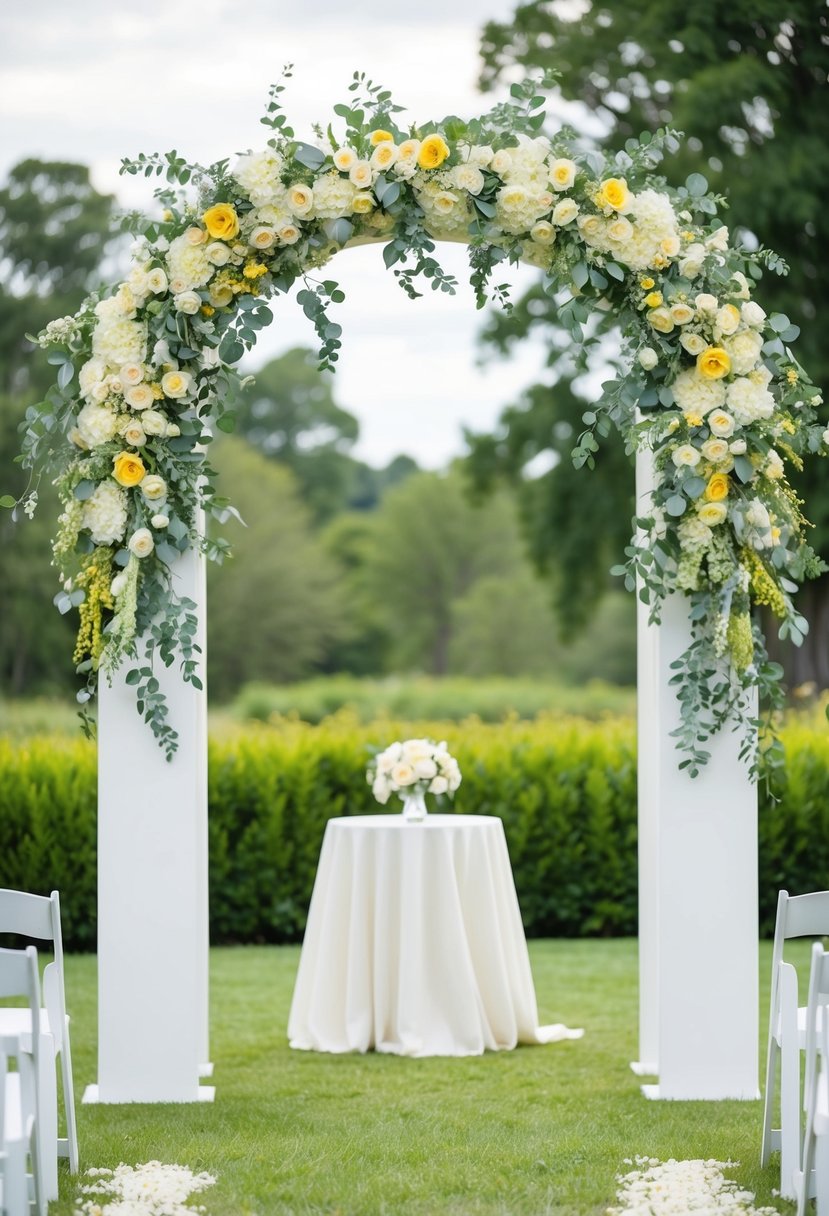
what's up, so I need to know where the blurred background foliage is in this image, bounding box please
[1,1,826,717]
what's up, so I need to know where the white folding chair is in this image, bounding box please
[0,889,78,1199]
[762,889,829,1199]
[0,947,46,1216]
[794,944,829,1215]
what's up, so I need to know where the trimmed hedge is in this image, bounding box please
[0,715,827,952]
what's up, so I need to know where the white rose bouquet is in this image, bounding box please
[367,738,462,807]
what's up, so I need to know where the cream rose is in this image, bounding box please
[670,303,695,325]
[174,291,201,315]
[708,410,736,437]
[680,333,708,356]
[119,363,145,387]
[530,220,555,245]
[333,147,357,172]
[124,383,155,411]
[151,513,170,529]
[205,242,231,266]
[672,444,701,468]
[122,420,147,447]
[287,184,314,216]
[549,157,577,190]
[638,347,659,370]
[140,474,167,502]
[349,161,373,189]
[128,528,155,558]
[715,304,741,336]
[552,198,579,226]
[161,370,192,399]
[146,267,168,294]
[249,226,276,250]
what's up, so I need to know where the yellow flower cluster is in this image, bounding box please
[726,610,754,673]
[742,548,787,618]
[72,549,115,667]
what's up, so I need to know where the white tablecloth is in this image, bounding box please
[288,813,583,1057]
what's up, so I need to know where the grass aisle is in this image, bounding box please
[54,940,792,1216]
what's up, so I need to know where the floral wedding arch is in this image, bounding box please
[13,70,825,776]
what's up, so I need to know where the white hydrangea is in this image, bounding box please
[311,172,357,219]
[76,403,119,447]
[605,189,681,271]
[495,184,552,235]
[678,517,713,551]
[724,330,764,376]
[671,369,727,415]
[92,316,147,369]
[79,359,107,400]
[726,377,776,425]
[417,182,470,235]
[82,481,128,545]
[233,149,286,207]
[166,234,213,292]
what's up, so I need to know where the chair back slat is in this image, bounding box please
[783,891,829,941]
[0,890,54,943]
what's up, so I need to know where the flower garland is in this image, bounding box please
[11,69,825,770]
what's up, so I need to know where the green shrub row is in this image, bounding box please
[0,714,827,952]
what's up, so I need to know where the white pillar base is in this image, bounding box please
[82,1083,215,1105]
[634,452,759,1102]
[92,542,211,1104]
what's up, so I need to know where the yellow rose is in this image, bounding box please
[640,277,655,290]
[369,129,394,145]
[697,346,732,380]
[202,203,240,241]
[644,291,663,309]
[417,134,450,170]
[112,452,146,487]
[704,473,730,502]
[648,307,675,334]
[596,177,630,211]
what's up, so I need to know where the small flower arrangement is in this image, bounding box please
[367,738,462,806]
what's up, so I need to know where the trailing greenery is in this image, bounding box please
[1,712,828,952]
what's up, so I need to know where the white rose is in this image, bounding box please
[638,347,659,371]
[287,184,314,215]
[150,513,170,529]
[741,301,766,328]
[730,439,747,455]
[391,762,416,788]
[91,382,111,404]
[128,528,155,558]
[491,149,513,176]
[672,444,701,467]
[279,224,301,245]
[140,409,167,436]
[349,162,373,189]
[530,220,555,245]
[122,420,146,446]
[174,291,202,315]
[715,304,741,336]
[140,474,168,502]
[185,226,206,245]
[146,267,168,294]
[413,758,438,780]
[205,242,231,266]
[695,293,718,315]
[125,383,155,411]
[249,226,276,250]
[680,333,707,356]
[110,572,127,597]
[679,243,706,278]
[161,370,192,399]
[552,198,579,226]
[670,303,695,325]
[79,359,107,398]
[823,427,829,448]
[371,143,398,171]
[549,157,577,190]
[708,410,736,437]
[706,225,730,251]
[333,147,357,172]
[396,139,421,164]
[429,776,449,795]
[119,363,144,387]
[166,423,181,438]
[701,438,730,462]
[372,776,391,805]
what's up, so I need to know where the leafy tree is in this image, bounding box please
[0,161,117,695]
[363,468,545,674]
[473,0,829,682]
[206,438,347,699]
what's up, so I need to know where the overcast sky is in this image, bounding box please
[0,0,586,468]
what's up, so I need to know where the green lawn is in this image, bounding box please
[52,939,797,1216]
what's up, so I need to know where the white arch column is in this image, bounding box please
[83,537,213,1104]
[631,451,759,1099]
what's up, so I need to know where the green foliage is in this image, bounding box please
[206,438,347,700]
[3,714,828,951]
[231,675,636,724]
[477,0,829,681]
